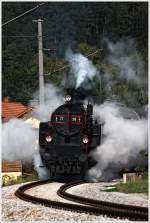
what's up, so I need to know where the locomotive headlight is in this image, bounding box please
[64,95,71,102]
[45,135,52,142]
[82,136,89,144]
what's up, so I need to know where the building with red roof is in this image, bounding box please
[2,97,32,122]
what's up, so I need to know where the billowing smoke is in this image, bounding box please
[2,83,62,180]
[30,83,63,122]
[66,49,98,88]
[33,150,50,180]
[103,38,146,86]
[88,102,148,181]
[2,118,37,162]
[66,38,147,96]
[30,83,63,178]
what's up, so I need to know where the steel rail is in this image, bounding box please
[58,181,148,213]
[15,180,148,221]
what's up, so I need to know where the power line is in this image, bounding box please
[2,3,46,27]
[44,49,102,76]
[2,35,37,38]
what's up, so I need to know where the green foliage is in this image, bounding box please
[134,163,148,175]
[22,162,34,173]
[100,63,119,77]
[2,173,38,187]
[103,175,148,194]
[134,151,148,174]
[139,150,148,158]
[115,179,148,194]
[78,43,102,64]
[2,161,38,187]
[43,55,68,87]
[2,2,148,107]
[102,187,117,192]
[3,54,38,104]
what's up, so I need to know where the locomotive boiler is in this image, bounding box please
[39,88,101,181]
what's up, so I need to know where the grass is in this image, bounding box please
[102,178,148,194]
[103,171,148,194]
[103,186,118,192]
[2,162,38,187]
[2,173,38,187]
[116,179,148,194]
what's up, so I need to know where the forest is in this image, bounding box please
[2,2,148,108]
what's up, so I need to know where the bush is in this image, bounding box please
[2,173,38,187]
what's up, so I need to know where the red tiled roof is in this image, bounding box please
[2,97,32,121]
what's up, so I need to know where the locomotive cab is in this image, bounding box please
[39,89,101,181]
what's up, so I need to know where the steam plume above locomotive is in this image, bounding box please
[66,38,147,93]
[66,49,98,88]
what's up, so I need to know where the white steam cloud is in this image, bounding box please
[66,49,98,88]
[89,102,148,181]
[30,83,63,122]
[33,150,50,180]
[66,38,146,93]
[104,38,145,86]
[2,83,62,179]
[2,118,37,162]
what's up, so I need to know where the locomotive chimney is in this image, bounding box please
[64,87,86,104]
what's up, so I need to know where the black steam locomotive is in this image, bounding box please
[39,89,101,181]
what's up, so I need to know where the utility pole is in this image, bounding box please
[33,18,44,105]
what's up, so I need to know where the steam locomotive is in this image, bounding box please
[39,89,101,181]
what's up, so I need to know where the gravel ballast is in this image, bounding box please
[2,181,148,222]
[67,181,148,207]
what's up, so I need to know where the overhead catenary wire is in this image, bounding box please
[2,3,101,100]
[2,35,37,38]
[2,34,55,38]
[44,49,102,76]
[2,2,46,27]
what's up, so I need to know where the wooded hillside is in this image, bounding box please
[2,2,148,107]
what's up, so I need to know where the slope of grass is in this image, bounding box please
[103,179,148,194]
[116,179,148,193]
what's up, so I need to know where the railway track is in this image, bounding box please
[15,180,148,221]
